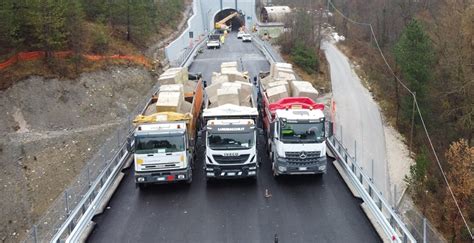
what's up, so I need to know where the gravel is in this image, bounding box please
[0,67,155,242]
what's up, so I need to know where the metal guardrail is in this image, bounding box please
[251,33,278,64]
[175,37,208,68]
[47,18,203,243]
[327,136,416,243]
[251,34,416,242]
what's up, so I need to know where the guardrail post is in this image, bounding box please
[87,165,91,188]
[340,125,343,142]
[371,159,374,181]
[33,225,38,243]
[65,190,74,233]
[423,217,427,243]
[354,140,357,161]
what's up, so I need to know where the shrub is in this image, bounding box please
[291,42,319,74]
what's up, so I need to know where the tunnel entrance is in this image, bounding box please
[214,9,245,32]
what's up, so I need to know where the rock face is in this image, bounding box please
[290,81,319,101]
[205,61,253,108]
[217,87,240,106]
[261,62,321,104]
[156,91,183,112]
[266,85,289,103]
[158,67,188,84]
[0,67,156,243]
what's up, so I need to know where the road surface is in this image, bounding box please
[87,33,380,243]
[322,41,389,198]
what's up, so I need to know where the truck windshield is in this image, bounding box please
[209,34,220,40]
[208,132,254,150]
[135,135,185,154]
[280,122,324,143]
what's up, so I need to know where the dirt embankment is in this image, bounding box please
[0,67,155,242]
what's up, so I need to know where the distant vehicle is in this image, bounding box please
[242,34,252,42]
[237,31,245,39]
[207,34,221,49]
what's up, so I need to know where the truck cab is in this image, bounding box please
[134,122,193,186]
[204,119,258,179]
[269,108,327,176]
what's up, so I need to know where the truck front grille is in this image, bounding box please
[212,154,250,164]
[285,151,321,158]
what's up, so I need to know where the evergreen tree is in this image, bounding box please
[393,19,434,121]
[29,0,68,58]
[64,0,85,54]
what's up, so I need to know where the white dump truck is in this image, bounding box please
[258,62,332,177]
[201,62,261,180]
[132,67,204,187]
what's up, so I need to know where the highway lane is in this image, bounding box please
[189,33,269,83]
[87,33,380,243]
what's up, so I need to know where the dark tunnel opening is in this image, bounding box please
[214,9,245,31]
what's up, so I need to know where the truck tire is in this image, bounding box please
[137,183,146,190]
[186,170,193,184]
[272,156,280,178]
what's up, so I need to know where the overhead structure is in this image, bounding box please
[215,11,240,30]
[260,6,291,23]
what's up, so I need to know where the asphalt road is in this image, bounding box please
[322,42,389,198]
[87,33,380,243]
[189,33,270,83]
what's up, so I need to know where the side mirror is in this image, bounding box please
[127,137,136,153]
[270,122,275,139]
[327,121,334,138]
[198,127,206,138]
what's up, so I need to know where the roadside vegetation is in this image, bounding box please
[327,0,473,241]
[0,0,185,89]
[277,8,331,92]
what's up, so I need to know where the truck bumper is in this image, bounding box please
[205,163,257,179]
[274,157,327,175]
[135,167,191,184]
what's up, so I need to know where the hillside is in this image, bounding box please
[0,0,186,89]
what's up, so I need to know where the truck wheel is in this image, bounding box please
[137,183,146,190]
[186,170,193,184]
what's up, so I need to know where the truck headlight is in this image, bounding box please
[278,166,287,172]
[178,174,185,179]
[137,177,145,182]
[319,165,326,171]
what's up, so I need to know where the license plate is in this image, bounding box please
[299,167,307,171]
[227,172,236,176]
[157,177,165,181]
